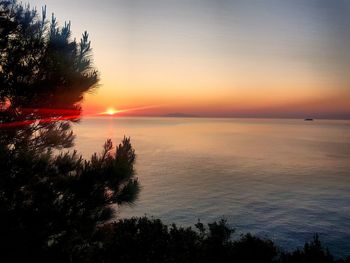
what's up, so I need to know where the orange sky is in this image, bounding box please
[30,0,350,119]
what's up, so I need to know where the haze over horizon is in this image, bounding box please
[29,0,350,119]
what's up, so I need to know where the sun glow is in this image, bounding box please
[104,108,120,115]
[95,104,161,117]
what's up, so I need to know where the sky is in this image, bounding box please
[28,0,350,119]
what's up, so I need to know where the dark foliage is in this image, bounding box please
[74,216,350,263]
[0,1,139,262]
[0,0,98,150]
[0,137,139,262]
[280,234,337,263]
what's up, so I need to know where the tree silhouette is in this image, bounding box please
[0,1,139,261]
[0,0,98,151]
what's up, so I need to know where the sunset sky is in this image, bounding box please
[29,0,350,119]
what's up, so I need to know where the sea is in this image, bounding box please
[73,117,350,257]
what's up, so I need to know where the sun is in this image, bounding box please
[104,108,119,116]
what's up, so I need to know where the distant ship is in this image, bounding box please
[304,118,314,121]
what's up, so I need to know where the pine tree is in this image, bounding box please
[0,1,139,261]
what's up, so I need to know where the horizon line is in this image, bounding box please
[82,115,350,121]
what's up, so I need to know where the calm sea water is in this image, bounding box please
[73,117,350,257]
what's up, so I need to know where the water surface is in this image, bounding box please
[74,117,350,256]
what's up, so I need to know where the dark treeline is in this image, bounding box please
[63,216,350,263]
[0,1,349,262]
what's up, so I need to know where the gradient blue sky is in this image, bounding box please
[28,0,350,118]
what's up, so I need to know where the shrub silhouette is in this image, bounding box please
[75,216,349,263]
[280,234,336,263]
